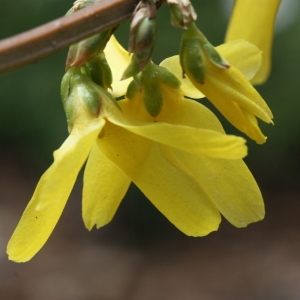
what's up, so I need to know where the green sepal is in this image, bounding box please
[126,79,141,99]
[125,62,181,117]
[139,63,166,117]
[121,56,141,80]
[143,80,163,117]
[61,68,76,131]
[86,53,113,90]
[201,42,230,69]
[73,69,120,113]
[61,67,120,132]
[70,70,102,119]
[158,66,181,89]
[180,35,205,83]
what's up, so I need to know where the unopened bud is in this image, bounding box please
[167,0,197,29]
[66,29,114,70]
[123,2,157,79]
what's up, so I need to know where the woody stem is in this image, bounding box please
[0,0,140,74]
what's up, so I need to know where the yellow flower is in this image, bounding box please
[225,0,281,84]
[7,58,251,262]
[161,38,273,144]
[7,34,268,262]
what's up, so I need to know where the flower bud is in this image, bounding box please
[122,2,157,79]
[167,0,197,29]
[66,29,114,70]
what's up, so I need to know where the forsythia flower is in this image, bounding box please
[161,33,273,144]
[7,37,265,263]
[225,0,281,84]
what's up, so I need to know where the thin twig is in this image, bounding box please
[0,0,140,74]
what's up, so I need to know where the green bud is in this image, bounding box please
[66,29,113,70]
[86,53,113,90]
[137,17,156,68]
[167,0,197,29]
[133,17,156,57]
[125,3,157,78]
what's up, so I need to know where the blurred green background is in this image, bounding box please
[0,1,300,299]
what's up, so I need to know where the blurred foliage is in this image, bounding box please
[0,0,299,199]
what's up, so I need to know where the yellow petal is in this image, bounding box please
[160,39,262,98]
[216,40,262,81]
[157,99,264,226]
[7,119,105,262]
[225,0,281,84]
[102,97,247,159]
[97,122,221,236]
[83,144,131,230]
[162,93,266,144]
[105,35,132,97]
[162,147,265,227]
[188,64,273,143]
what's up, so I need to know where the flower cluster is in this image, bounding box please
[7,0,280,262]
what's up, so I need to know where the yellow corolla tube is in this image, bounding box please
[225,0,281,85]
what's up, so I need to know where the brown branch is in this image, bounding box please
[0,0,140,74]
